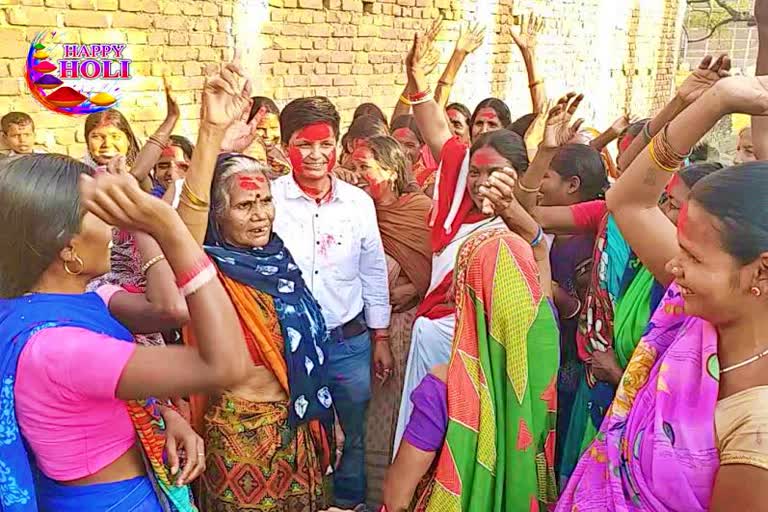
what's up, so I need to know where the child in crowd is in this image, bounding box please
[1,112,39,156]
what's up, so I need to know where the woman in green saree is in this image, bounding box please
[382,201,561,511]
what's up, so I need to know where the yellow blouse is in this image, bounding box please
[716,386,768,471]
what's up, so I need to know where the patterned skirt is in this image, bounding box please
[200,394,330,512]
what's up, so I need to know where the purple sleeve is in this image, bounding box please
[402,373,448,452]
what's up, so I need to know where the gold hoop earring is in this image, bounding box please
[64,254,85,276]
[751,286,762,297]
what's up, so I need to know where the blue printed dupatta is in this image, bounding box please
[0,292,196,512]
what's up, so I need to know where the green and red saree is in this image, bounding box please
[415,228,560,511]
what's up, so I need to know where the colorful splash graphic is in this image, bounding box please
[25,31,131,116]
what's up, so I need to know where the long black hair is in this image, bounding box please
[0,154,93,297]
[550,144,608,201]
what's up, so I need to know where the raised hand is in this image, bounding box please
[201,52,252,129]
[609,113,639,136]
[424,13,444,43]
[406,32,435,81]
[421,46,441,77]
[524,103,549,152]
[676,54,731,106]
[717,75,768,116]
[80,169,173,236]
[456,22,485,54]
[163,75,180,125]
[542,93,585,149]
[510,13,545,54]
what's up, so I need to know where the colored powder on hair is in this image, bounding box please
[46,86,87,106]
[33,61,57,73]
[90,92,116,106]
[34,74,63,89]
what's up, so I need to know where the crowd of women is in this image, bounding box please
[3,1,768,511]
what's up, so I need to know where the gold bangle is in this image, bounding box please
[437,80,454,87]
[147,134,169,149]
[648,139,680,173]
[178,194,210,212]
[399,95,412,106]
[182,181,209,208]
[517,181,541,193]
[141,254,166,274]
[529,80,543,88]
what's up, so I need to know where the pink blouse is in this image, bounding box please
[15,286,138,481]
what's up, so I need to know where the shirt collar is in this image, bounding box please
[285,172,346,204]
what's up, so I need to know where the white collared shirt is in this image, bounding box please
[272,173,391,330]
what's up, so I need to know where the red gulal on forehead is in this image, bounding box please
[477,109,498,121]
[293,122,334,143]
[392,128,413,139]
[351,145,372,161]
[447,110,462,121]
[161,146,177,158]
[472,148,501,166]
[237,175,266,191]
[677,201,690,237]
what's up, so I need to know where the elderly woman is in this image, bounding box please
[177,73,334,510]
[346,135,432,504]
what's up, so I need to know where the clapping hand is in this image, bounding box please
[676,55,731,106]
[542,93,585,150]
[479,166,518,216]
[162,75,180,127]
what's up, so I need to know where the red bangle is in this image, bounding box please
[407,88,431,102]
[176,254,213,289]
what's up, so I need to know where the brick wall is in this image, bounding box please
[0,0,686,157]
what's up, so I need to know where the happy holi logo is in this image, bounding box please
[25,31,132,116]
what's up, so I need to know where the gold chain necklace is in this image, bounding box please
[720,347,768,374]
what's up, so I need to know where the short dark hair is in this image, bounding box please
[678,162,724,189]
[0,154,92,297]
[353,103,388,127]
[169,134,194,160]
[446,103,471,121]
[84,109,140,165]
[341,114,389,152]
[1,112,34,133]
[691,162,768,264]
[470,98,512,133]
[391,114,424,144]
[362,136,410,196]
[550,144,608,201]
[280,97,341,144]
[470,129,529,174]
[508,113,536,138]
[248,96,280,123]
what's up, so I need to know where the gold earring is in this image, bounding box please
[751,286,762,297]
[64,254,85,276]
